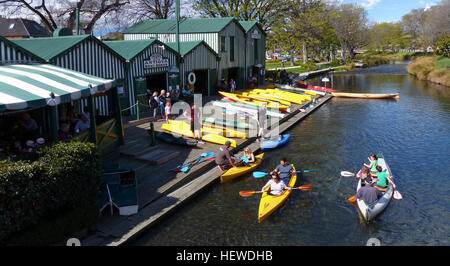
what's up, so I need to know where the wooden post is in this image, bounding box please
[88,95,97,144]
[110,87,124,145]
[49,106,58,142]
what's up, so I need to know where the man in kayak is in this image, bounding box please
[215,141,237,171]
[271,158,293,185]
[261,173,292,196]
[356,181,383,203]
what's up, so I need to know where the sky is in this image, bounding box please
[344,0,440,22]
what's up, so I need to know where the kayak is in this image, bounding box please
[161,121,237,147]
[260,134,290,151]
[219,91,290,112]
[167,119,247,139]
[307,85,337,92]
[332,92,399,99]
[221,153,264,183]
[240,92,293,106]
[274,84,324,96]
[266,89,312,102]
[152,131,198,147]
[258,163,297,222]
[212,101,285,118]
[356,152,394,222]
[203,116,255,130]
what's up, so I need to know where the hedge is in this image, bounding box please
[0,142,102,244]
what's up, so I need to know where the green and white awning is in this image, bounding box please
[0,64,116,112]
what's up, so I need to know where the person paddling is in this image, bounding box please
[356,180,383,203]
[261,173,292,196]
[271,158,293,185]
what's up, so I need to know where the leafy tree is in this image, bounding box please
[435,34,450,57]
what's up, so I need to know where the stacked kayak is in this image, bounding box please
[212,100,285,118]
[307,85,337,92]
[258,163,297,222]
[219,91,290,112]
[161,120,237,147]
[203,116,254,130]
[260,134,290,151]
[239,92,292,106]
[332,92,399,99]
[356,152,394,221]
[221,153,264,183]
[166,119,247,139]
[152,131,198,147]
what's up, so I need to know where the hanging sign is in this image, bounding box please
[144,54,169,69]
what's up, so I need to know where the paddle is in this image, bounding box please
[253,169,317,178]
[239,185,313,197]
[172,152,214,173]
[234,155,250,163]
[340,171,356,177]
[180,155,216,173]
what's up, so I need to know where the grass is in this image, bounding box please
[408,55,450,86]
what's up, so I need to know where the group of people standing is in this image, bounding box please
[216,78,237,93]
[272,69,291,85]
[149,89,177,123]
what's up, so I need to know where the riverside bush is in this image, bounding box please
[0,142,102,244]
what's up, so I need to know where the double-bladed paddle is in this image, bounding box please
[253,170,317,178]
[239,185,313,197]
[171,152,214,173]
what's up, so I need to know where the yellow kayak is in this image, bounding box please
[240,92,292,106]
[267,89,312,102]
[219,91,289,112]
[258,164,297,223]
[167,120,247,139]
[248,90,304,105]
[161,121,237,147]
[221,153,264,183]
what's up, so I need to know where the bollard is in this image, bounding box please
[136,100,140,121]
[149,122,155,146]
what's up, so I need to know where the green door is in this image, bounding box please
[209,69,218,95]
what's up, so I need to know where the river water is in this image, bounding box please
[133,63,450,246]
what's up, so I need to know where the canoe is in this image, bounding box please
[161,121,237,147]
[356,152,394,221]
[258,164,297,222]
[332,92,399,99]
[221,153,264,183]
[260,134,290,151]
[153,131,198,147]
[203,116,255,130]
[218,91,290,112]
[211,101,285,118]
[167,119,247,139]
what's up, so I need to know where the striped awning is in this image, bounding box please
[0,64,116,112]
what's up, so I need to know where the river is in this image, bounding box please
[132,63,450,246]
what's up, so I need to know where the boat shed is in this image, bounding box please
[9,35,126,116]
[239,21,266,86]
[123,17,247,91]
[165,40,219,96]
[0,36,42,64]
[104,39,178,114]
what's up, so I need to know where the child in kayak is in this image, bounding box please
[261,173,292,196]
[372,166,391,190]
[364,154,378,173]
[242,147,255,166]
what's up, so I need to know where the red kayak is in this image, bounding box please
[296,81,337,92]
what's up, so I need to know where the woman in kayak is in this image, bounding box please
[364,154,378,173]
[261,173,292,196]
[242,147,255,166]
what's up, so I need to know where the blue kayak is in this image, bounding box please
[260,134,290,151]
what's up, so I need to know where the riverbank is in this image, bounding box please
[407,56,450,87]
[355,51,427,68]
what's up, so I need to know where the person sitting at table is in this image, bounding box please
[20,112,39,139]
[59,123,72,141]
[74,115,90,134]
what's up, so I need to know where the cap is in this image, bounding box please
[36,138,45,145]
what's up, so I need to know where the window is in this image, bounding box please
[230,36,235,62]
[220,36,226,52]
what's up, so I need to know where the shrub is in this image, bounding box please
[407,56,436,80]
[435,34,450,58]
[0,142,102,244]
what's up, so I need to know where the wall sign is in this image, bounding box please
[144,54,169,69]
[251,29,261,39]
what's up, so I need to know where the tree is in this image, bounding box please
[435,34,450,57]
[127,0,174,21]
[0,0,130,34]
[330,3,368,60]
[191,0,288,31]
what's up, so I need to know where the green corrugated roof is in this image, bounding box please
[239,21,258,33]
[103,39,159,61]
[124,17,236,34]
[165,40,217,57]
[10,35,91,60]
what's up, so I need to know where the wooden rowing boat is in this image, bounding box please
[356,152,394,221]
[221,153,264,183]
[258,164,297,222]
[332,92,399,99]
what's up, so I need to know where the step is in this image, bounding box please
[135,149,181,165]
[120,144,159,158]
